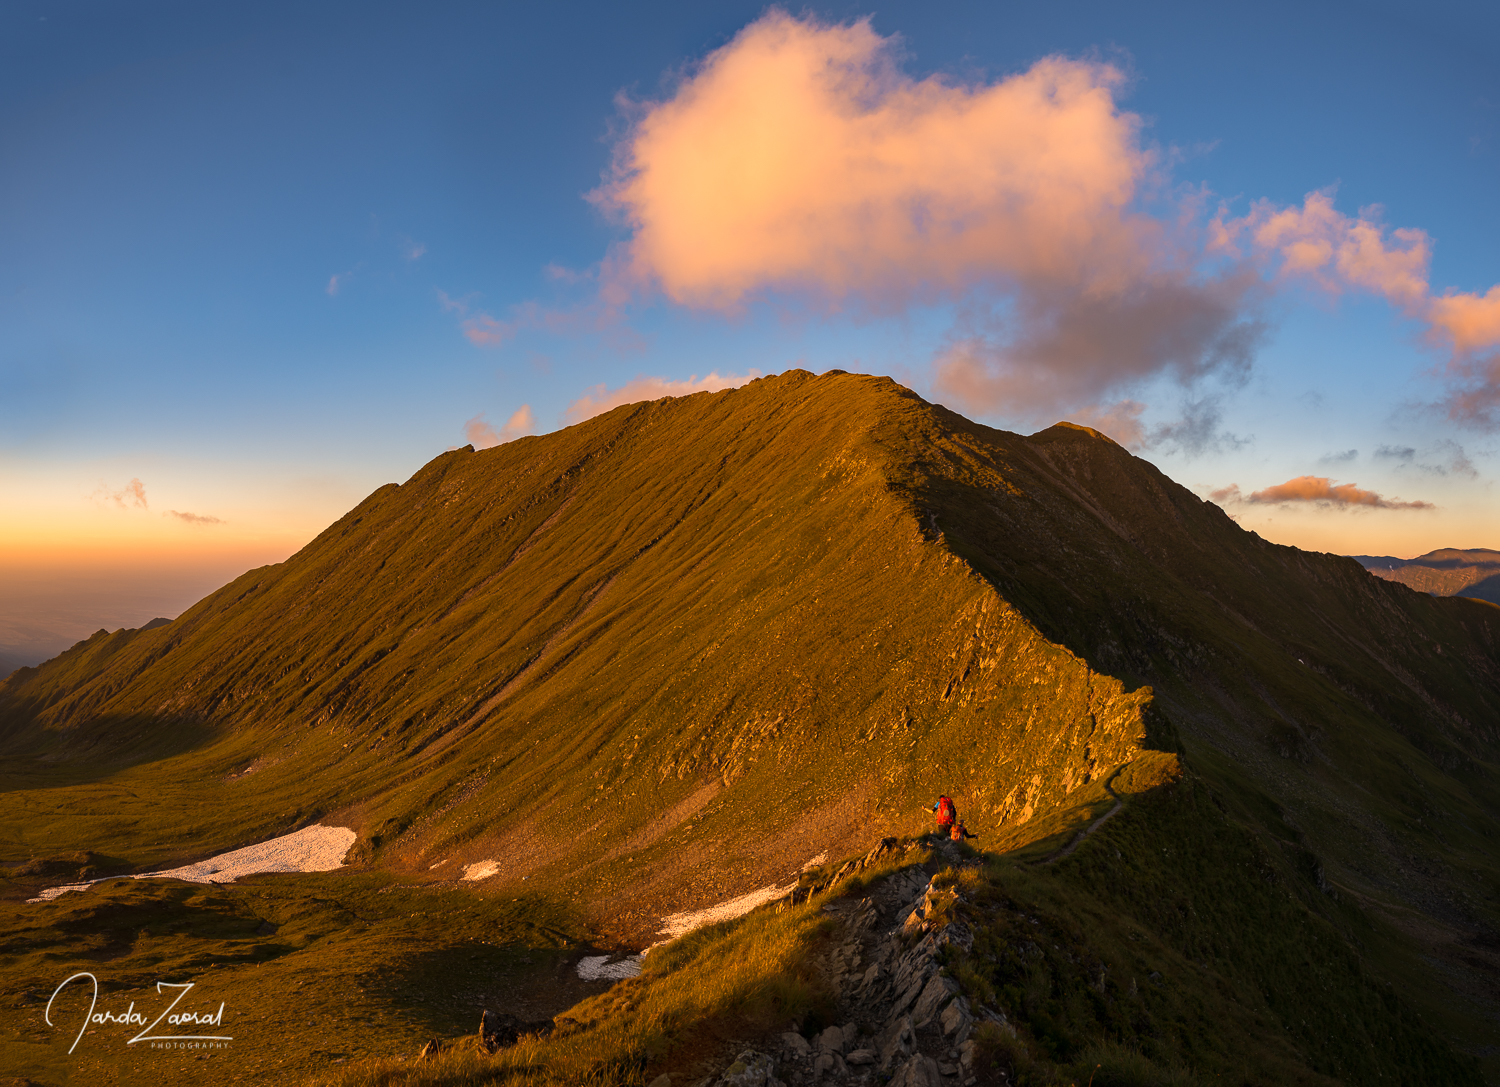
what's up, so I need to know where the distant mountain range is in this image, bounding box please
[3,371,1497,1084]
[1351,548,1500,604]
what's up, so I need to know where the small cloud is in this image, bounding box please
[436,289,472,314]
[1374,440,1479,478]
[544,263,591,285]
[1246,475,1433,510]
[1208,484,1242,504]
[464,405,536,449]
[166,510,224,525]
[92,477,148,510]
[1318,449,1358,464]
[1440,441,1479,478]
[402,239,426,261]
[563,372,760,425]
[1145,397,1249,457]
[463,314,515,347]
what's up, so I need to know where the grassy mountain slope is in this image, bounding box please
[2,370,1498,1081]
[1355,547,1500,605]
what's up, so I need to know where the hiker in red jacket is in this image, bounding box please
[931,795,957,836]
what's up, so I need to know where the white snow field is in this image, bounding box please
[27,824,358,902]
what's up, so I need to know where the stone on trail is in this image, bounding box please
[715,1048,783,1087]
[940,994,974,1043]
[911,974,960,1028]
[889,1053,944,1087]
[878,1015,916,1072]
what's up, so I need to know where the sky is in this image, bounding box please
[4,0,1499,664]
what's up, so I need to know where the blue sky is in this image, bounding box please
[3,0,1498,661]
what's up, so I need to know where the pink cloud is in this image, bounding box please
[592,10,1263,420]
[563,372,760,425]
[596,13,1157,312]
[167,510,224,525]
[463,314,515,347]
[1068,400,1147,448]
[1237,475,1433,510]
[326,274,344,296]
[1214,190,1500,423]
[92,478,148,510]
[464,406,536,449]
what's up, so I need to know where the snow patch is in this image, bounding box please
[655,881,798,942]
[576,954,643,981]
[28,824,358,902]
[462,860,500,881]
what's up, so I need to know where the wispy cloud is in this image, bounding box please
[1319,449,1359,464]
[1376,440,1478,478]
[1211,475,1433,510]
[464,405,536,449]
[1070,396,1246,455]
[92,478,148,510]
[166,510,223,525]
[564,372,760,425]
[401,238,426,261]
[1212,190,1500,425]
[326,274,345,296]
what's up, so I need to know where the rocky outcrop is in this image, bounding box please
[708,839,1001,1086]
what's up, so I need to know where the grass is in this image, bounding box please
[0,870,589,1085]
[306,890,843,1087]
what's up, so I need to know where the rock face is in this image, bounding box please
[714,839,993,1086]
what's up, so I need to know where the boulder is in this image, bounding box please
[817,1024,845,1053]
[780,1031,811,1057]
[911,975,961,1028]
[878,1015,916,1071]
[716,1048,782,1087]
[846,1048,876,1066]
[888,1053,944,1087]
[812,1051,847,1079]
[940,995,974,1043]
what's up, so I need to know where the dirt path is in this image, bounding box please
[1043,777,1124,864]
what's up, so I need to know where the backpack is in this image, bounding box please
[936,796,956,823]
[950,821,968,841]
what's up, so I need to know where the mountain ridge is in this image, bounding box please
[1353,548,1500,604]
[3,369,1499,1081]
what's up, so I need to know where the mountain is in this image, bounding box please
[1353,548,1500,605]
[3,370,1498,1084]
